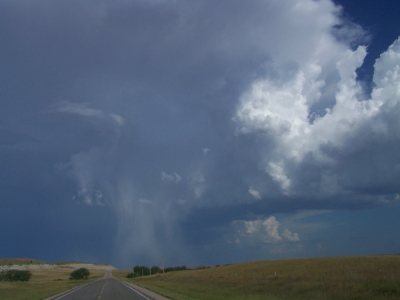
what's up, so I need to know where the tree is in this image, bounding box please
[0,270,32,281]
[69,268,90,280]
[133,266,150,276]
[151,266,161,274]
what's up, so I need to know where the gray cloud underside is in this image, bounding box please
[1,0,399,266]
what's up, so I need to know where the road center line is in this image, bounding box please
[98,280,107,299]
[122,282,151,300]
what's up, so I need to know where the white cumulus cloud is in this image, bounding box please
[283,228,300,242]
[236,36,400,195]
[248,187,261,200]
[233,216,300,244]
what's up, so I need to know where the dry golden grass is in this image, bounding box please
[0,268,105,300]
[115,255,400,300]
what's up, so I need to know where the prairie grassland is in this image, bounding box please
[115,255,400,300]
[0,268,105,300]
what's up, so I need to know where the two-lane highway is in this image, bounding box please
[49,272,168,300]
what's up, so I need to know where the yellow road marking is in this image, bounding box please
[98,281,106,299]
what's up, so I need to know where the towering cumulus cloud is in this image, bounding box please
[1,0,399,266]
[236,38,400,199]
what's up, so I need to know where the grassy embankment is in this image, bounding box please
[0,258,106,300]
[114,255,400,300]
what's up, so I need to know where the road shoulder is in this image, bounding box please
[122,281,170,300]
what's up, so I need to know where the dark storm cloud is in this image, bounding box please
[1,0,399,267]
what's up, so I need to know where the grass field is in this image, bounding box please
[114,255,400,300]
[0,268,105,300]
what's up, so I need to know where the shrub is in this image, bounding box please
[69,268,90,280]
[0,270,32,281]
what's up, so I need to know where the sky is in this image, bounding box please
[1,0,400,269]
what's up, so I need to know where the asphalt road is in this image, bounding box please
[49,272,168,300]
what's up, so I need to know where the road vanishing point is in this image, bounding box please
[46,272,169,300]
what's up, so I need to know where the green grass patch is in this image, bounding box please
[0,269,105,300]
[114,255,400,300]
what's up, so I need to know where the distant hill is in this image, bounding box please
[0,258,47,266]
[0,258,116,271]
